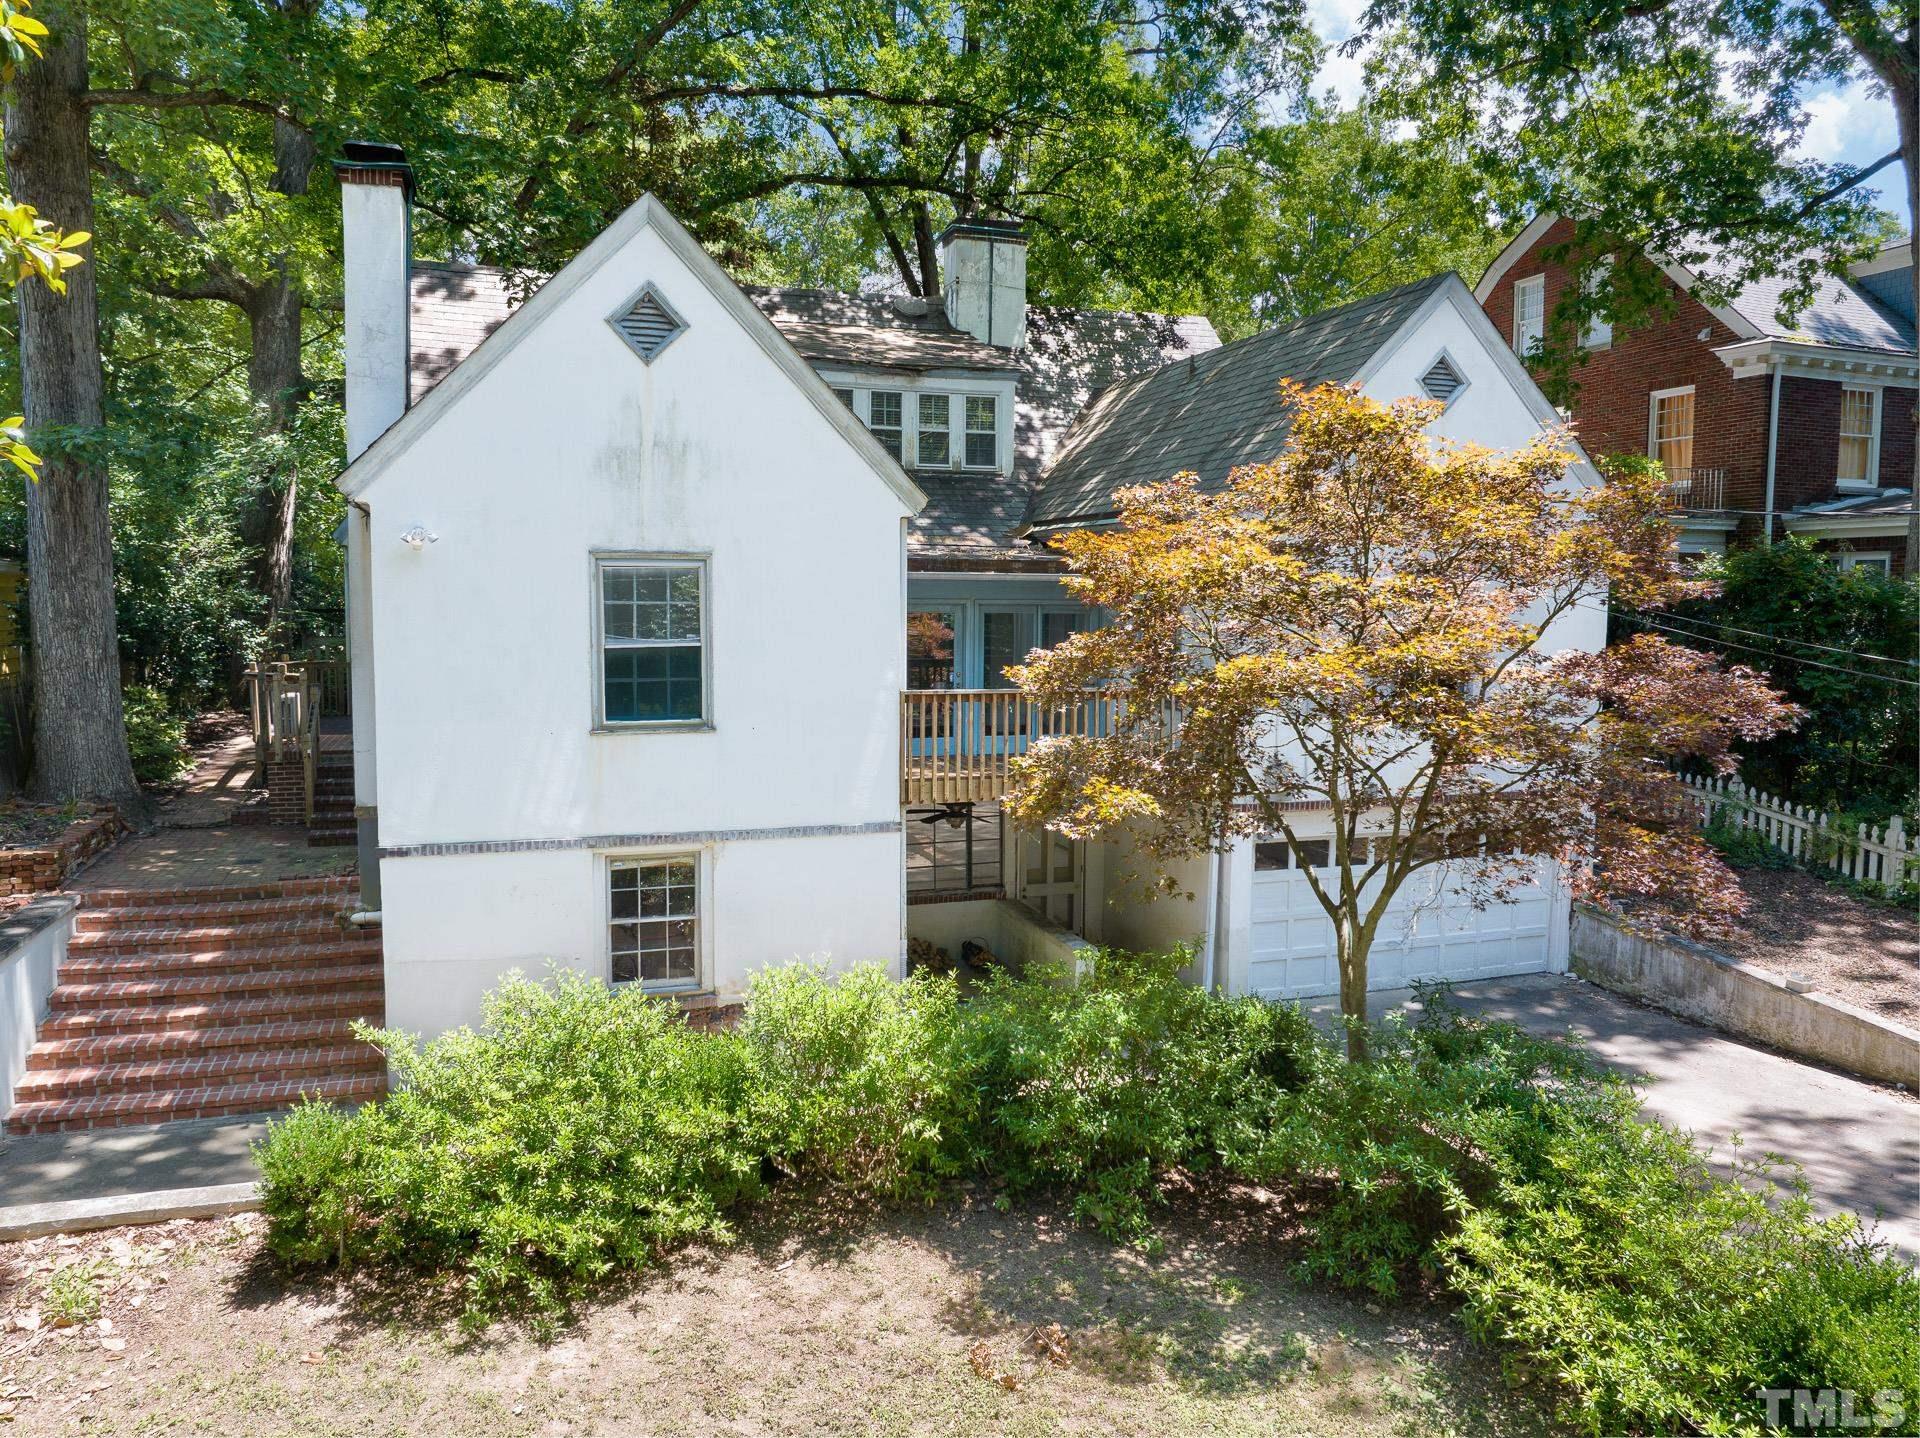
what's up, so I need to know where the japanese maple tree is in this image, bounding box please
[1005,382,1799,1057]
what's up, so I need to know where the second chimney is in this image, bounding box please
[335,140,414,461]
[937,218,1026,350]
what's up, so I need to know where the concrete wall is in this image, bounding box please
[1572,907,1920,1088]
[907,895,1095,979]
[0,897,75,1118]
[357,209,914,1038]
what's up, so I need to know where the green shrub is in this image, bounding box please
[120,683,191,785]
[1703,816,1793,870]
[259,971,769,1329]
[742,961,963,1198]
[950,947,1315,1244]
[1446,1117,1920,1435]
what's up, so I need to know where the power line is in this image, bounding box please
[1642,609,1919,670]
[1617,611,1920,691]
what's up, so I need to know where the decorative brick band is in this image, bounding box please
[380,818,903,860]
[906,887,1007,906]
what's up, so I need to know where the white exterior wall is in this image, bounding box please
[358,216,913,1038]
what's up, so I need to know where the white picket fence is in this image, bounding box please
[1682,774,1919,891]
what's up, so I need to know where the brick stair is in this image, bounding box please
[307,756,356,848]
[6,876,387,1134]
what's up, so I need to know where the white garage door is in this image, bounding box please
[1247,840,1559,1001]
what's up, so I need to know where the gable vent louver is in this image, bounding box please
[608,285,687,363]
[1420,355,1465,405]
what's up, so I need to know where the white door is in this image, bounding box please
[1246,839,1558,1001]
[1017,830,1084,930]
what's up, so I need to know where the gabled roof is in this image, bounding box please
[1029,274,1454,528]
[339,193,924,513]
[741,288,1022,373]
[1475,212,1917,359]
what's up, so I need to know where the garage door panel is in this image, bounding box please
[1247,859,1557,1000]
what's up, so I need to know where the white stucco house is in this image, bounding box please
[334,142,1601,1039]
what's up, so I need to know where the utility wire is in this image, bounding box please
[1641,609,1919,670]
[1617,611,1920,690]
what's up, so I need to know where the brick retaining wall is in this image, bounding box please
[0,809,129,897]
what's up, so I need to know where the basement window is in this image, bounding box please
[609,856,700,989]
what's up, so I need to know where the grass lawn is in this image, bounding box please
[0,1183,1555,1437]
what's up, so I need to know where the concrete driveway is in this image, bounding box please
[1316,974,1920,1256]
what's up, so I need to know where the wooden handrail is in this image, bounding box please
[900,688,1141,805]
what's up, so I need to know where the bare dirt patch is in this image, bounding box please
[1710,868,1919,1024]
[0,1191,1554,1437]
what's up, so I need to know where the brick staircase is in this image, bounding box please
[307,752,355,847]
[5,876,387,1134]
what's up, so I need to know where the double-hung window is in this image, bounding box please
[964,395,998,468]
[866,391,904,464]
[1512,275,1545,357]
[1581,259,1612,348]
[917,394,951,467]
[598,557,706,727]
[609,856,699,988]
[1649,387,1695,477]
[1838,387,1879,488]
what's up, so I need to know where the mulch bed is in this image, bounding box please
[1709,867,1919,1026]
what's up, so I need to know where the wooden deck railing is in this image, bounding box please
[245,661,320,821]
[902,688,1141,805]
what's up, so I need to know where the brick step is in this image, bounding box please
[70,915,365,955]
[58,937,382,984]
[5,1072,387,1135]
[71,877,361,910]
[14,1043,385,1103]
[39,990,385,1040]
[48,963,385,1013]
[74,890,362,933]
[26,1017,372,1068]
[307,829,356,848]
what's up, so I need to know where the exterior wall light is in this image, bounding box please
[400,525,438,550]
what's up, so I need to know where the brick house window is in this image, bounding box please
[1512,275,1545,357]
[1838,387,1879,488]
[1648,387,1695,476]
[609,856,699,988]
[1581,259,1612,349]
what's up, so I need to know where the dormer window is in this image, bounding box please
[867,391,904,464]
[917,395,951,467]
[965,396,998,468]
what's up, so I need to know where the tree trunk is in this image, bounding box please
[1335,919,1370,1062]
[4,2,139,805]
[243,266,304,637]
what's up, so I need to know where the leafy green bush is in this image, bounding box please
[119,683,191,785]
[950,947,1316,1244]
[259,972,769,1329]
[742,961,963,1198]
[1703,816,1793,871]
[1447,1117,1920,1435]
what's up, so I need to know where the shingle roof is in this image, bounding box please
[1029,274,1451,528]
[1787,488,1915,518]
[1715,264,1915,354]
[404,263,1220,557]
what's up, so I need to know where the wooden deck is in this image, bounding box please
[901,688,1132,805]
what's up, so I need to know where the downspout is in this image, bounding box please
[1762,363,1783,545]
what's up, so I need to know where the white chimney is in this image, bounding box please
[937,219,1027,350]
[335,140,413,460]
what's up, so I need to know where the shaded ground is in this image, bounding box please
[0,1194,1556,1437]
[0,1115,268,1207]
[1707,868,1919,1024]
[0,805,94,851]
[1329,975,1920,1255]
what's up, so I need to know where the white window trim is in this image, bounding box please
[1580,259,1613,350]
[1512,275,1545,357]
[817,369,1017,477]
[1836,550,1892,574]
[1647,385,1696,469]
[590,551,714,734]
[602,847,709,994]
[1836,384,1882,493]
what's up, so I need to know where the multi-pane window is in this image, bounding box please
[1839,387,1878,486]
[1512,275,1545,357]
[867,391,903,464]
[1254,839,1332,870]
[1649,387,1695,476]
[832,387,855,409]
[599,559,704,726]
[1581,259,1612,348]
[964,395,998,468]
[609,857,698,987]
[907,609,957,690]
[917,394,951,467]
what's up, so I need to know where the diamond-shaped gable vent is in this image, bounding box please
[609,286,686,362]
[1420,355,1465,404]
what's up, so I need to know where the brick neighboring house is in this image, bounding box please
[1477,217,1917,574]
